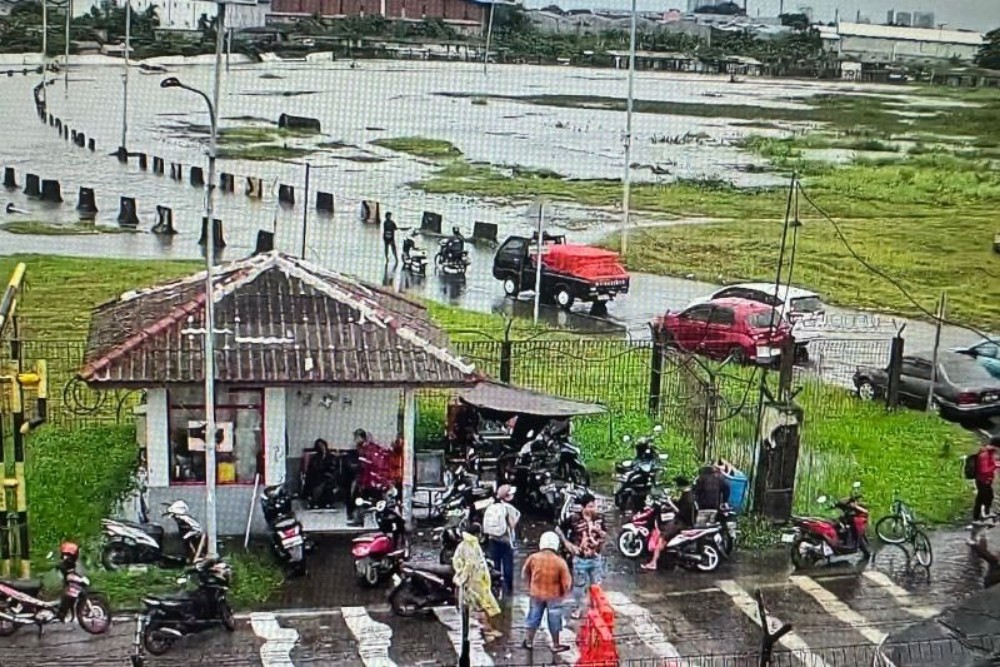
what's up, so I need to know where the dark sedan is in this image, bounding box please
[852,351,1000,425]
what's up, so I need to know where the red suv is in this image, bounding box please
[652,298,793,365]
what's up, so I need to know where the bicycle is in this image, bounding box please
[875,491,933,568]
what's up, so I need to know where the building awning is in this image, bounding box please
[458,381,606,418]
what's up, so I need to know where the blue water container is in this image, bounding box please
[726,470,749,514]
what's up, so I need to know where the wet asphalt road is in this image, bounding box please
[4,515,995,667]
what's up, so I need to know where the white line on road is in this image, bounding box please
[604,590,683,661]
[861,571,940,619]
[342,606,398,667]
[513,595,579,664]
[434,606,494,667]
[249,612,299,667]
[717,580,832,667]
[790,576,888,645]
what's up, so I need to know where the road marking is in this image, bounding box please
[434,606,494,667]
[342,606,398,667]
[249,612,298,667]
[790,576,888,645]
[604,590,683,660]
[861,571,939,619]
[513,595,579,664]
[717,580,832,667]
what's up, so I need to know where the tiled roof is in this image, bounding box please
[80,252,479,387]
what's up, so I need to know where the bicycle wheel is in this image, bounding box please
[912,531,933,568]
[876,515,908,544]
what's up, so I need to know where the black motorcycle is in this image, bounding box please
[435,239,471,276]
[140,558,235,655]
[259,484,311,577]
[389,559,503,617]
[613,434,669,513]
[553,433,590,486]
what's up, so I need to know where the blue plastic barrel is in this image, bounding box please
[725,470,749,514]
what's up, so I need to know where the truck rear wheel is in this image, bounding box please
[554,286,575,311]
[502,277,519,296]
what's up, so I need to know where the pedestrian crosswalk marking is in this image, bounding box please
[342,606,398,667]
[434,606,494,667]
[249,612,298,667]
[513,595,579,664]
[717,580,833,667]
[861,570,940,619]
[790,576,888,645]
[604,590,683,660]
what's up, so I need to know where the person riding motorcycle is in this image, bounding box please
[641,477,695,571]
[443,226,465,263]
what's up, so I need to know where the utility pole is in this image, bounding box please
[482,1,496,76]
[121,0,131,152]
[620,0,637,256]
[63,0,71,96]
[300,162,310,258]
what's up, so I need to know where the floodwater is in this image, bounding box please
[0,59,980,351]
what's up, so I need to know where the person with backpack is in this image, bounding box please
[968,440,999,523]
[483,484,520,598]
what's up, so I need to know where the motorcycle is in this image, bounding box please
[617,492,671,560]
[140,558,235,655]
[649,517,727,574]
[613,441,669,513]
[259,484,311,577]
[352,493,409,588]
[783,481,871,569]
[101,500,203,570]
[389,558,504,617]
[553,433,590,487]
[435,239,471,276]
[402,230,428,274]
[0,544,112,637]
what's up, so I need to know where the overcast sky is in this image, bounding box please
[522,0,1000,31]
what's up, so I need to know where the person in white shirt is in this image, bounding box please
[482,484,521,598]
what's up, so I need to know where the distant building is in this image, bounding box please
[72,0,269,30]
[267,0,489,32]
[894,11,911,27]
[834,21,984,64]
[913,12,934,29]
[886,9,894,25]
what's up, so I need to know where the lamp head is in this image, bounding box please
[160,77,182,89]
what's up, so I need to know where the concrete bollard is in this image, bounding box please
[420,211,442,234]
[55,118,62,131]
[23,173,41,198]
[87,138,95,151]
[278,184,295,205]
[76,187,98,219]
[117,196,139,228]
[152,205,177,235]
[190,166,205,187]
[254,230,275,255]
[245,177,263,199]
[152,157,164,175]
[316,191,334,213]
[198,217,226,248]
[71,130,78,143]
[40,179,62,203]
[472,221,499,244]
[48,114,54,126]
[138,154,148,170]
[170,163,182,181]
[63,126,69,140]
[3,167,16,189]
[116,146,128,163]
[219,173,235,193]
[75,132,86,148]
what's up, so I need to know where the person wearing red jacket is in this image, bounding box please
[974,440,999,522]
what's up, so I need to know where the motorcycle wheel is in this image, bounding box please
[721,530,736,557]
[617,529,646,560]
[220,599,236,632]
[790,536,821,570]
[143,625,175,656]
[101,543,131,571]
[563,464,590,487]
[694,543,722,573]
[76,594,113,635]
[388,580,422,617]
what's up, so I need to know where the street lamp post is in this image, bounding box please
[620,0,637,256]
[159,2,227,557]
[64,0,71,96]
[121,0,131,152]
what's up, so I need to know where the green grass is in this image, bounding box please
[218,144,316,161]
[1,221,137,235]
[370,136,463,160]
[216,124,321,161]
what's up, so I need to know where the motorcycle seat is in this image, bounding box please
[0,579,41,596]
[143,594,191,607]
[412,564,454,578]
[273,518,298,530]
[110,520,165,538]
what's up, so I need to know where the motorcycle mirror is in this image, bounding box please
[355,498,367,507]
[852,481,861,489]
[816,495,828,504]
[526,430,535,439]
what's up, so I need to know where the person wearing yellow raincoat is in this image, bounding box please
[452,523,503,641]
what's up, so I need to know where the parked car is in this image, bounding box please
[687,283,824,360]
[651,298,793,366]
[954,338,1000,379]
[852,351,1000,425]
[492,233,630,314]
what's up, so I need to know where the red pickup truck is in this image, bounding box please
[492,234,630,313]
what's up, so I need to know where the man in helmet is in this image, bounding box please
[521,532,572,652]
[445,226,465,262]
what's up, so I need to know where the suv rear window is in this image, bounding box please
[747,310,782,329]
[790,296,823,313]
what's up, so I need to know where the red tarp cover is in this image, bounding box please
[529,244,629,282]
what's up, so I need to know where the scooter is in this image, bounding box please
[352,493,409,588]
[617,492,671,560]
[435,239,471,276]
[259,484,311,577]
[0,543,112,637]
[101,500,203,570]
[648,519,726,574]
[613,444,669,513]
[783,481,871,569]
[402,231,428,274]
[139,558,235,655]
[389,558,503,617]
[553,433,590,486]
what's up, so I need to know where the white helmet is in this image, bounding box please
[540,531,560,552]
[167,500,190,516]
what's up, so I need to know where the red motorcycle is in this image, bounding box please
[617,493,674,560]
[351,491,409,588]
[783,481,871,569]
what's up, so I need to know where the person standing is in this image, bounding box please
[556,492,606,620]
[383,212,398,263]
[452,523,503,641]
[974,440,999,522]
[482,484,521,598]
[521,531,572,652]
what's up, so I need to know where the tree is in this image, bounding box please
[976,28,1000,70]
